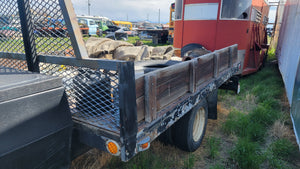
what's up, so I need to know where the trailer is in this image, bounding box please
[173,0,270,75]
[276,0,300,149]
[0,0,240,168]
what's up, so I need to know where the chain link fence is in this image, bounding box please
[0,0,123,133]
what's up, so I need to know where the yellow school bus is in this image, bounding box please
[112,21,133,30]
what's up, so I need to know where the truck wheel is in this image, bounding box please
[158,127,174,145]
[181,43,210,59]
[172,100,208,152]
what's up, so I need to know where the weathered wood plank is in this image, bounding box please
[135,76,145,98]
[157,84,189,111]
[156,73,190,110]
[195,54,214,87]
[189,60,196,93]
[155,61,190,86]
[145,75,157,122]
[136,96,145,122]
[217,48,230,73]
[231,44,238,66]
[214,53,219,78]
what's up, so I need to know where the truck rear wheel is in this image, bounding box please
[172,100,208,152]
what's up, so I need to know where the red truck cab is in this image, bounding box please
[174,0,269,75]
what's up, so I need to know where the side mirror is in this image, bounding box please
[242,12,248,19]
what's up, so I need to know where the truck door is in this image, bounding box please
[173,0,184,48]
[181,0,219,51]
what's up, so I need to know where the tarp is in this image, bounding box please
[85,37,175,61]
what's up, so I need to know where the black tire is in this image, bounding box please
[158,127,174,145]
[172,100,208,152]
[181,43,209,58]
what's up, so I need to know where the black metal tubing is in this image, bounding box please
[17,0,39,72]
[118,62,138,162]
[0,52,125,71]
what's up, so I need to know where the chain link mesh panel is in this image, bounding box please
[0,0,74,56]
[0,58,28,71]
[0,57,121,133]
[30,0,74,56]
[39,63,120,133]
[0,0,25,53]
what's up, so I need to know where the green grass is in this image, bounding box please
[106,147,177,169]
[209,163,225,169]
[230,138,264,169]
[207,136,221,159]
[0,37,73,54]
[183,154,195,169]
[263,138,297,169]
[269,138,297,161]
[220,48,299,168]
[222,109,267,142]
[127,36,170,47]
[267,47,276,61]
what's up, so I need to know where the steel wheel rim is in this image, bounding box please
[193,107,206,142]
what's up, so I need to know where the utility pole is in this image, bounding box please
[88,0,91,15]
[158,8,160,24]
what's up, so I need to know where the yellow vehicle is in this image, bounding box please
[112,21,133,30]
[168,2,175,44]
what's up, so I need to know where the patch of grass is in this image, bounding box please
[222,109,266,142]
[105,142,182,169]
[107,151,166,169]
[230,138,264,169]
[262,138,297,169]
[183,154,195,169]
[127,36,170,47]
[207,136,221,159]
[250,104,280,127]
[209,163,225,169]
[269,138,297,161]
[222,109,245,135]
[268,47,276,61]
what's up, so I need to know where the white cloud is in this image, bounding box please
[71,0,174,23]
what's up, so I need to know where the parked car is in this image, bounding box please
[117,27,137,37]
[77,18,99,36]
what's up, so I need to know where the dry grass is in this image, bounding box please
[218,92,257,114]
[269,120,295,141]
[70,149,112,169]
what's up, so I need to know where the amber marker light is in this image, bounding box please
[137,136,150,152]
[140,142,149,150]
[106,140,120,156]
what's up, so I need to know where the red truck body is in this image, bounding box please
[174,0,269,75]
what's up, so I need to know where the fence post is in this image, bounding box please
[17,0,39,72]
